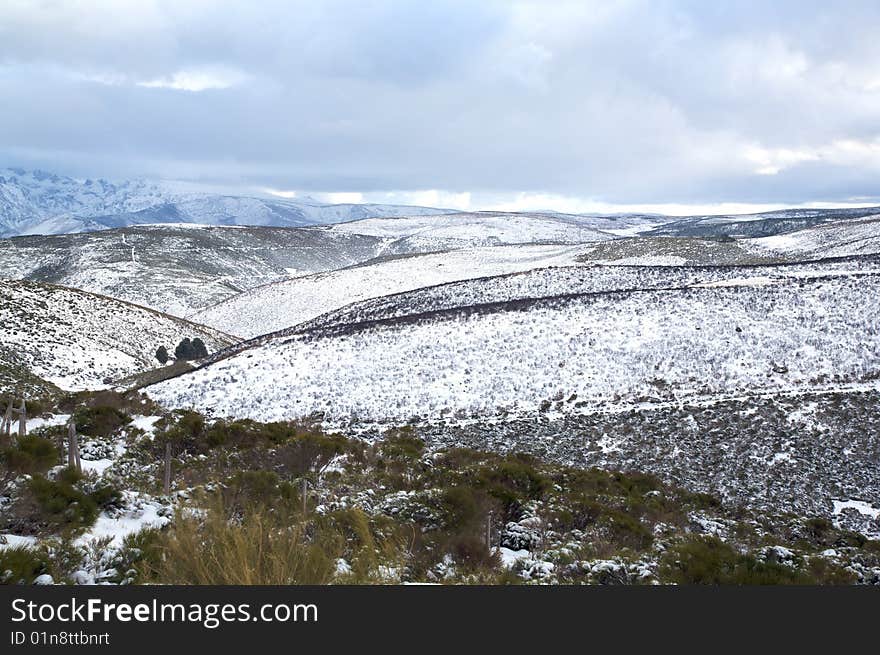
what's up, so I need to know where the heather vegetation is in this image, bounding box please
[4,393,877,585]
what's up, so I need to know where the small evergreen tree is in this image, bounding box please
[191,338,209,359]
[155,345,169,364]
[175,338,193,360]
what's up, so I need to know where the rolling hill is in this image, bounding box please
[191,243,604,337]
[144,259,880,521]
[328,211,625,245]
[647,206,880,239]
[0,213,620,319]
[0,279,234,394]
[752,214,880,259]
[0,224,389,315]
[148,262,880,425]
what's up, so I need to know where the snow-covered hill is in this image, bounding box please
[192,243,602,337]
[0,279,234,394]
[147,265,880,425]
[574,216,880,265]
[752,215,880,259]
[329,211,621,244]
[298,257,880,332]
[648,206,880,239]
[0,213,618,319]
[0,168,448,237]
[0,224,390,315]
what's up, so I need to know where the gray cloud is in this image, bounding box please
[1,0,879,208]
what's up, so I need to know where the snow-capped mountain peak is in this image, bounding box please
[0,167,449,237]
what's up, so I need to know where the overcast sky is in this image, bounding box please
[1,0,879,214]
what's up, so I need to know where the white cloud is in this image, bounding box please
[261,187,297,199]
[137,68,248,92]
[742,138,880,175]
[3,1,880,204]
[317,192,364,204]
[743,144,821,175]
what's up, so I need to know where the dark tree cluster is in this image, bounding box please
[174,338,209,361]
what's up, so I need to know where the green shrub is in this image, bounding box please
[660,536,810,585]
[685,491,723,511]
[113,528,165,584]
[0,546,49,585]
[448,533,497,571]
[25,474,120,530]
[73,405,131,437]
[164,410,206,450]
[598,510,654,551]
[612,471,662,496]
[439,486,481,527]
[805,557,858,585]
[90,484,123,510]
[225,470,284,508]
[476,455,550,518]
[1,436,58,474]
[27,474,99,529]
[553,494,603,532]
[321,508,397,581]
[276,431,347,476]
[380,430,425,461]
[56,466,83,485]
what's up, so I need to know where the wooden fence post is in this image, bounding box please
[163,442,172,495]
[1,399,12,438]
[68,420,81,474]
[302,478,308,516]
[17,398,26,439]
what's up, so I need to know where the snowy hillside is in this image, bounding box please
[0,168,447,237]
[298,257,880,332]
[0,279,233,393]
[193,241,880,339]
[573,216,880,265]
[0,210,633,318]
[575,236,780,266]
[192,244,602,337]
[147,268,880,425]
[752,215,880,259]
[648,206,880,239]
[330,211,619,244]
[0,224,389,315]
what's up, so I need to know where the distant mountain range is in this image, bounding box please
[0,167,449,237]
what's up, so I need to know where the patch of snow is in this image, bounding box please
[26,414,71,432]
[833,499,880,519]
[75,492,170,549]
[130,415,162,437]
[495,547,531,568]
[693,276,778,289]
[596,255,687,266]
[0,534,38,550]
